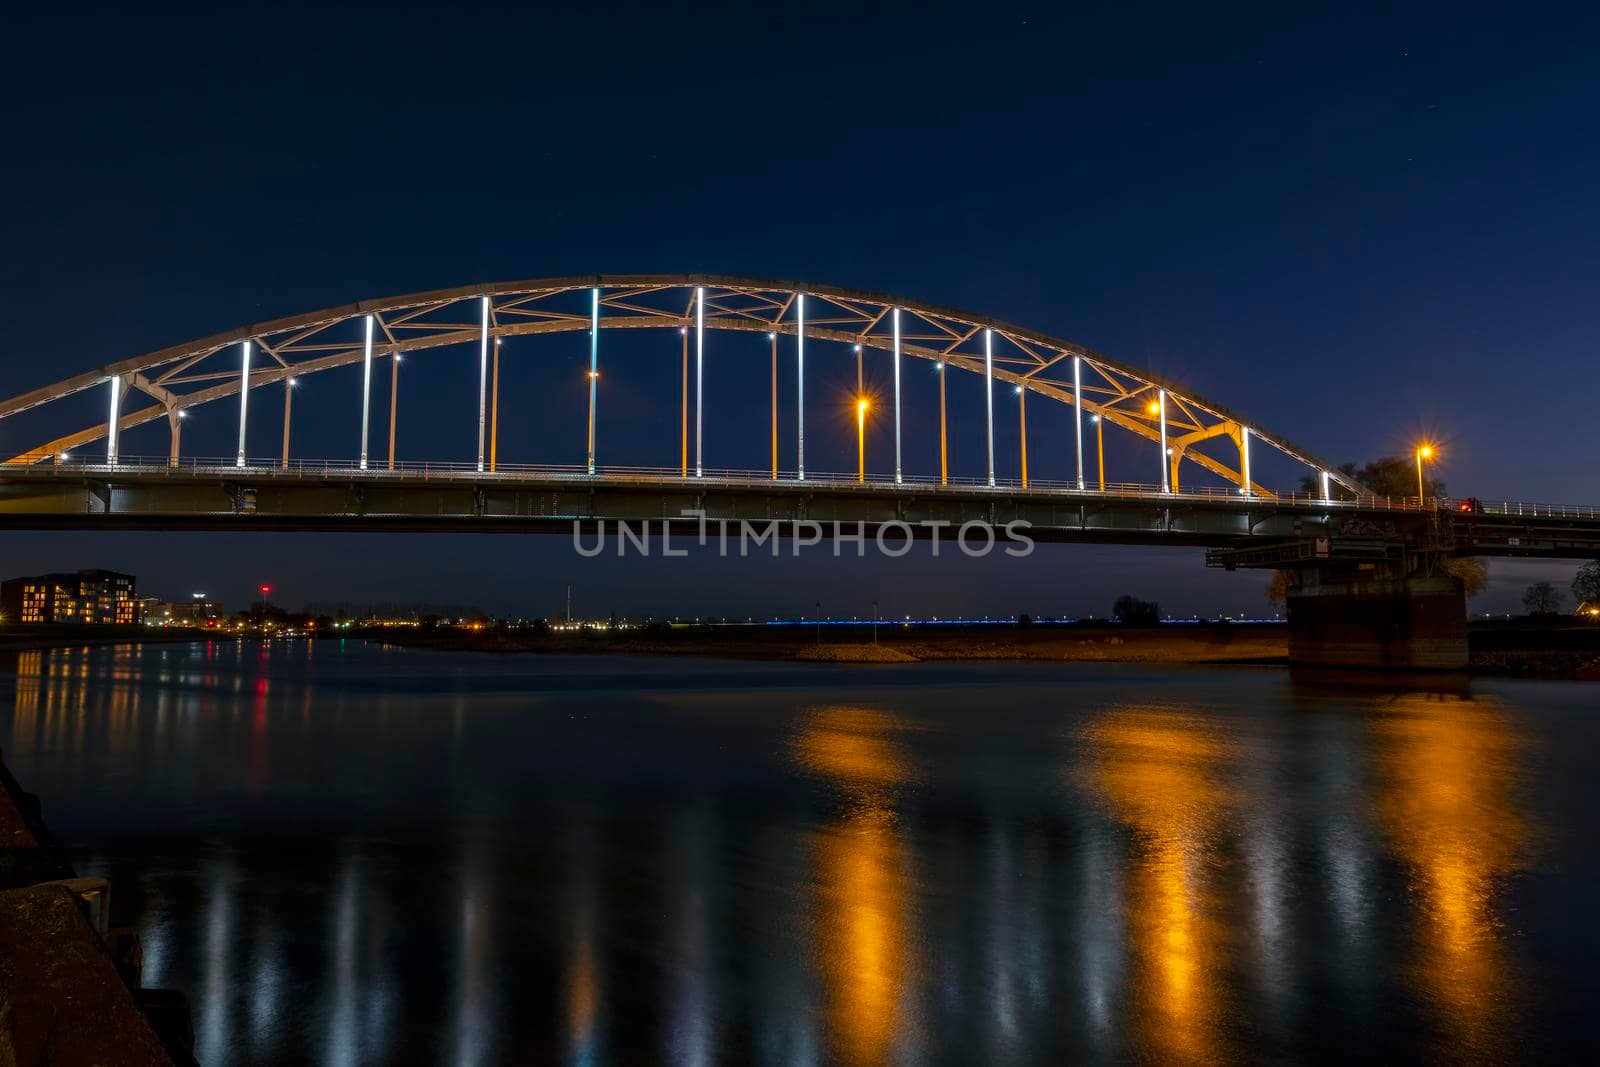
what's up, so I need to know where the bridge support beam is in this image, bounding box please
[1286,572,1467,670]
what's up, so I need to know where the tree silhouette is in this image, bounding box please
[1301,457,1445,499]
[1573,561,1600,606]
[1522,581,1563,615]
[1112,595,1160,626]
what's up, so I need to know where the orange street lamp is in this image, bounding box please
[1415,443,1435,504]
[856,397,870,483]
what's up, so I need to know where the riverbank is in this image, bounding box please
[1,751,193,1064]
[358,622,1291,665]
[0,624,212,653]
[1467,623,1600,678]
[2,620,1594,676]
[357,620,1600,676]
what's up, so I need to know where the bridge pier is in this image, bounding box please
[1286,572,1467,670]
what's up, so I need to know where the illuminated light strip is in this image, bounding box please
[984,328,994,487]
[1159,389,1170,492]
[1073,357,1084,490]
[1321,469,1331,503]
[359,314,373,470]
[588,287,599,476]
[477,296,488,472]
[796,293,805,481]
[695,287,704,478]
[236,341,252,468]
[892,308,902,484]
[106,376,122,466]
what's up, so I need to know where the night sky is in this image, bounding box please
[3,3,1595,619]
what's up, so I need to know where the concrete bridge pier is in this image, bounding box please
[1286,572,1467,670]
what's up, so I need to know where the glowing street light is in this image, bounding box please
[1016,384,1028,488]
[281,376,298,470]
[856,397,870,483]
[1416,443,1436,504]
[388,348,401,471]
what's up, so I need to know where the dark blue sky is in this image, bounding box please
[2,3,1595,618]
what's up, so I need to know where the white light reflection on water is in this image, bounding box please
[0,644,1570,1064]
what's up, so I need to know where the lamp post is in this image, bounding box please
[1016,385,1028,489]
[281,378,297,469]
[1416,444,1434,505]
[490,337,502,473]
[937,362,948,486]
[856,398,869,483]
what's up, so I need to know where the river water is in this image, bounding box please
[2,641,1597,1064]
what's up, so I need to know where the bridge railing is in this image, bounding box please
[14,455,1600,519]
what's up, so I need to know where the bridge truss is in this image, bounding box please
[0,274,1359,497]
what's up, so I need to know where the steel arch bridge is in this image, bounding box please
[0,273,1349,496]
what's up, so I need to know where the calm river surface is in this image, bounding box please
[2,640,1598,1064]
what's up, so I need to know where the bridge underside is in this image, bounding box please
[0,467,1392,545]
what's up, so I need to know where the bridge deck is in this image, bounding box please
[1,460,1597,557]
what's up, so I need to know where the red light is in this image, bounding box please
[259,584,271,596]
[1458,502,1471,512]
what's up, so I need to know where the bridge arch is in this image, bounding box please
[0,274,1357,495]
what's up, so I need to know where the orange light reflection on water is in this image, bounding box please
[792,706,914,1066]
[1374,692,1529,1059]
[1082,708,1233,1063]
